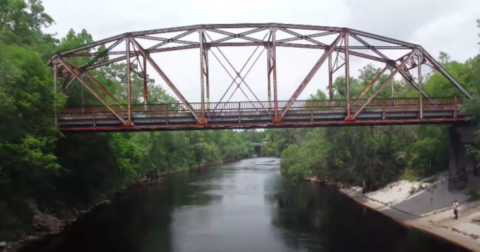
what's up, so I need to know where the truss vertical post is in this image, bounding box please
[53,63,57,127]
[143,56,148,104]
[205,47,210,111]
[344,31,352,120]
[198,29,206,123]
[418,58,423,119]
[81,79,85,114]
[328,54,333,103]
[126,36,133,126]
[267,44,272,109]
[271,28,278,122]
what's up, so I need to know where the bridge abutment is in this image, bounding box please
[449,125,476,181]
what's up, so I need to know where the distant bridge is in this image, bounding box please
[251,142,267,147]
[49,23,470,132]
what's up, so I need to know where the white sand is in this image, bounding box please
[342,172,480,251]
[364,173,467,216]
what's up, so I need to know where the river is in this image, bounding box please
[21,158,469,252]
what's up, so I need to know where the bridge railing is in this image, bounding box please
[59,97,462,116]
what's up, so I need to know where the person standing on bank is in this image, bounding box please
[452,200,459,219]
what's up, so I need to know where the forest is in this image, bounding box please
[1,0,479,242]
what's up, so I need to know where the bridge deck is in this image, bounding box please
[58,98,466,132]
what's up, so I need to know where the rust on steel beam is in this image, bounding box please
[267,43,272,108]
[130,38,202,124]
[56,57,127,125]
[126,36,133,126]
[354,65,389,101]
[205,46,210,110]
[271,28,279,122]
[280,33,343,121]
[198,29,206,123]
[143,56,148,103]
[328,54,333,102]
[344,31,352,120]
[58,118,467,133]
[352,50,416,119]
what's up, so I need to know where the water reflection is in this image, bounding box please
[21,158,469,252]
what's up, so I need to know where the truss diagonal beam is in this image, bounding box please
[58,77,75,93]
[211,27,267,44]
[352,50,416,119]
[138,35,197,45]
[130,38,202,124]
[280,33,343,121]
[209,48,255,108]
[226,49,266,103]
[56,58,127,125]
[207,29,263,43]
[350,33,389,60]
[276,31,338,44]
[419,48,472,98]
[147,30,196,50]
[205,32,268,113]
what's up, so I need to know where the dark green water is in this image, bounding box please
[21,158,469,252]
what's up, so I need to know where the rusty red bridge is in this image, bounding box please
[49,23,470,132]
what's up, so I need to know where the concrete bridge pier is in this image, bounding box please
[449,126,476,181]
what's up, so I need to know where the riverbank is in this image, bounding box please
[336,173,480,251]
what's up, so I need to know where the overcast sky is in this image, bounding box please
[43,0,480,103]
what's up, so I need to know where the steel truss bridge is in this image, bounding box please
[49,23,470,132]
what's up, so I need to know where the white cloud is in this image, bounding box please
[43,0,480,103]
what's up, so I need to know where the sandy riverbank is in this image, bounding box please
[339,173,480,251]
